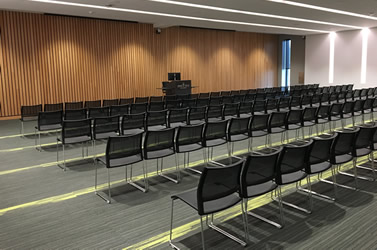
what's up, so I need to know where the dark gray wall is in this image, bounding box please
[278,35,306,86]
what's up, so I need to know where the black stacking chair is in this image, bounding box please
[298,133,338,201]
[255,92,266,101]
[102,99,119,107]
[92,116,120,156]
[278,97,291,112]
[223,103,240,119]
[253,100,266,114]
[95,133,146,204]
[149,96,163,102]
[285,109,303,141]
[35,110,63,150]
[326,128,360,190]
[175,123,205,174]
[148,101,165,111]
[64,108,87,121]
[329,103,343,131]
[275,140,314,219]
[340,101,355,128]
[119,98,134,105]
[266,99,278,113]
[88,107,110,119]
[196,98,210,107]
[290,96,301,110]
[352,99,365,125]
[203,120,229,162]
[227,117,251,155]
[65,101,83,110]
[240,148,283,228]
[209,96,222,106]
[222,95,233,104]
[130,103,148,114]
[232,94,244,103]
[144,128,179,183]
[146,110,168,131]
[135,97,149,103]
[301,107,318,137]
[311,94,321,107]
[121,113,146,135]
[168,108,188,128]
[165,100,181,110]
[56,119,92,171]
[316,105,331,133]
[239,101,253,117]
[267,112,287,146]
[188,106,207,125]
[181,99,196,108]
[249,114,270,150]
[320,93,330,105]
[110,104,129,117]
[44,103,63,112]
[244,93,256,102]
[329,92,339,103]
[300,95,312,109]
[199,93,210,98]
[169,160,247,250]
[84,100,101,109]
[206,105,223,122]
[353,124,377,181]
[20,104,43,136]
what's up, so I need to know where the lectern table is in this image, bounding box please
[162,80,192,95]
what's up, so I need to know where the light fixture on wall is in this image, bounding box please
[149,0,362,29]
[361,28,369,84]
[329,32,336,84]
[29,0,330,33]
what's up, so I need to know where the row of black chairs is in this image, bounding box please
[169,123,377,249]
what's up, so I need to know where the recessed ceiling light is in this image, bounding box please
[149,0,362,29]
[29,0,330,33]
[267,0,377,21]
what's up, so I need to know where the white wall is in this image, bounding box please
[305,28,377,89]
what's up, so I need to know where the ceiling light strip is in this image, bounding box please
[268,0,377,21]
[149,0,362,29]
[29,0,329,33]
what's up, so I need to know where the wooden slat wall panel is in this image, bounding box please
[0,10,278,117]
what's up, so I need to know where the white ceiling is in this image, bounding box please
[1,0,377,35]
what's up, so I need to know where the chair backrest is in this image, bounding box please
[223,103,240,118]
[227,117,251,139]
[360,88,368,98]
[290,96,301,109]
[121,113,146,134]
[278,97,291,111]
[37,110,63,130]
[135,97,149,103]
[181,99,197,108]
[300,95,312,108]
[203,120,228,146]
[130,103,148,114]
[61,119,92,144]
[268,112,287,131]
[253,100,266,114]
[65,101,83,110]
[353,89,361,99]
[367,88,374,97]
[329,92,338,103]
[240,89,249,95]
[244,93,256,102]
[209,96,222,106]
[168,108,188,127]
[84,100,101,108]
[119,98,134,105]
[302,107,317,122]
[276,140,313,184]
[221,91,231,96]
[149,96,163,102]
[239,101,253,115]
[64,108,87,121]
[188,106,206,124]
[316,105,330,120]
[175,123,204,152]
[102,99,119,107]
[363,98,374,111]
[286,109,303,126]
[354,124,377,151]
[330,103,343,116]
[20,104,43,120]
[110,104,129,116]
[206,105,223,121]
[250,114,269,135]
[353,99,365,113]
[266,99,278,111]
[342,101,355,115]
[165,100,181,109]
[230,90,240,96]
[146,110,168,128]
[44,103,63,112]
[190,93,199,99]
[232,94,245,103]
[93,116,120,139]
[88,107,110,119]
[199,93,210,98]
[197,159,244,215]
[210,92,220,97]
[143,128,175,156]
[196,98,210,107]
[240,148,282,197]
[330,128,360,161]
[105,133,143,167]
[148,101,165,111]
[309,133,337,165]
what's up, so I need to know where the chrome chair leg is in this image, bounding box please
[169,199,179,249]
[200,216,206,250]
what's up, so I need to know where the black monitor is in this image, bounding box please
[168,72,181,81]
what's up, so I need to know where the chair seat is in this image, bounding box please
[178,143,203,153]
[61,135,92,144]
[147,125,167,131]
[36,124,62,131]
[355,147,372,157]
[97,154,142,168]
[229,133,249,142]
[302,121,315,127]
[316,118,329,124]
[207,118,223,122]
[145,148,175,159]
[342,113,353,119]
[245,181,277,198]
[172,189,241,215]
[239,113,252,118]
[205,138,227,147]
[332,153,353,165]
[270,127,285,134]
[251,130,268,137]
[309,161,332,174]
[279,170,307,185]
[287,123,301,130]
[330,115,341,121]
[94,131,118,140]
[123,128,144,135]
[190,120,205,125]
[169,122,187,128]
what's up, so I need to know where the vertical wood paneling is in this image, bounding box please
[0,10,278,117]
